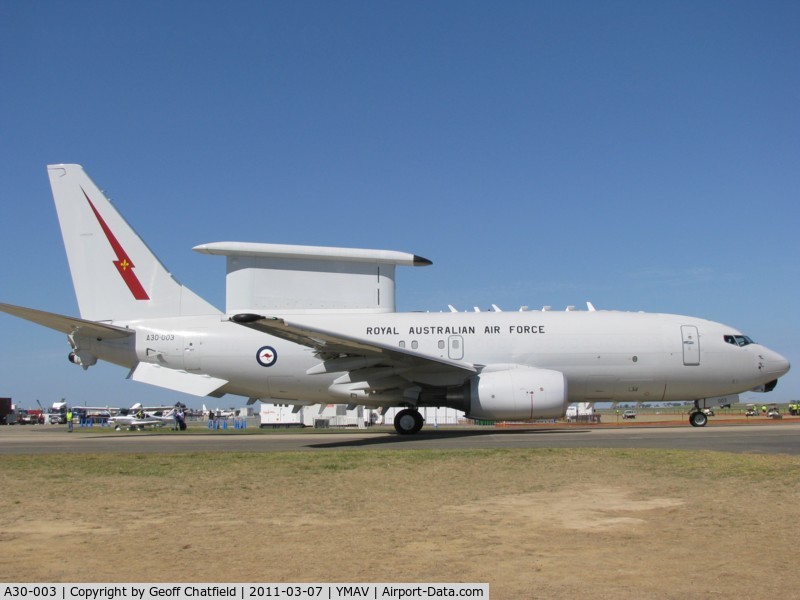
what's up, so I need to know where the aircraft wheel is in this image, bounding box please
[394,409,424,435]
[689,411,708,427]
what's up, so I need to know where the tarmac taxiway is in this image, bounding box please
[1,422,798,455]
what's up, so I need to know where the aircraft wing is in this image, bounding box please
[231,314,478,385]
[0,303,133,339]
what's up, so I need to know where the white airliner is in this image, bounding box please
[0,165,790,433]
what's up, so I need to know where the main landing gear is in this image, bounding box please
[394,408,424,435]
[688,400,708,427]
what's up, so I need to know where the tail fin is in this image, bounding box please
[48,164,218,321]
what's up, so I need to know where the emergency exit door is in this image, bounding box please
[681,325,700,366]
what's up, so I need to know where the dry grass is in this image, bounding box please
[2,449,799,599]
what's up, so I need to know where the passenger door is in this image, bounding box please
[681,325,700,366]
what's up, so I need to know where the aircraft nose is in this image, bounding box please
[760,349,791,378]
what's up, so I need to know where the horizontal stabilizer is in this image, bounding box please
[0,302,133,339]
[130,362,228,397]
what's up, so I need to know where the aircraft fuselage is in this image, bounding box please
[84,309,788,413]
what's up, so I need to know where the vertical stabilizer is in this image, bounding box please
[48,164,219,321]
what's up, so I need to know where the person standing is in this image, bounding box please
[66,408,73,432]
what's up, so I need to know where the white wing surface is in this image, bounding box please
[231,313,477,390]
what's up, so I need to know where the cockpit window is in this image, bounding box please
[724,334,755,347]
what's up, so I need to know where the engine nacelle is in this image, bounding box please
[68,350,97,369]
[466,365,568,421]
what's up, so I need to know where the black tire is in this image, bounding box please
[394,408,424,435]
[689,411,708,427]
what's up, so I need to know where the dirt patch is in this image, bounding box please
[452,486,686,530]
[1,449,799,599]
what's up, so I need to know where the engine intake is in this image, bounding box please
[68,350,97,369]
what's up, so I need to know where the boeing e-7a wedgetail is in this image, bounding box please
[0,165,790,433]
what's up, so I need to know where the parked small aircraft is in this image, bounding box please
[0,165,790,433]
[105,403,178,430]
[202,404,239,419]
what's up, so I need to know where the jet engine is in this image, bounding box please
[423,365,568,421]
[68,349,97,369]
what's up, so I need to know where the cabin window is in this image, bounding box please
[438,340,445,349]
[399,341,406,348]
[724,334,755,347]
[411,341,418,350]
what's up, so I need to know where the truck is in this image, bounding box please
[566,402,601,423]
[17,409,44,424]
[47,401,68,424]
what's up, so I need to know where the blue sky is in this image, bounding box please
[1,1,797,410]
